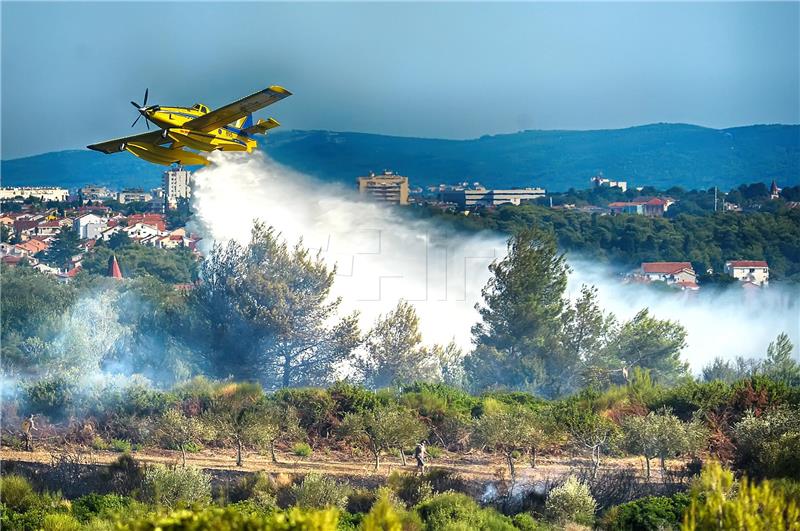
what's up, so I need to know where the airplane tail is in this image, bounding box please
[235,114,254,130]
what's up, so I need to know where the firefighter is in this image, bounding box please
[21,414,37,452]
[413,440,427,474]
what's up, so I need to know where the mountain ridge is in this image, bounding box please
[2,123,798,192]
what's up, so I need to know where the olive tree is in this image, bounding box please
[474,400,547,488]
[339,404,426,471]
[155,408,211,467]
[204,382,266,467]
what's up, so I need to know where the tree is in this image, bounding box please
[204,382,266,467]
[558,285,615,395]
[190,222,361,387]
[255,402,303,463]
[607,309,688,385]
[474,399,547,488]
[107,231,132,250]
[339,404,426,471]
[41,227,81,270]
[622,409,707,481]
[762,332,800,386]
[465,228,569,394]
[155,408,211,467]
[555,395,619,479]
[357,300,440,388]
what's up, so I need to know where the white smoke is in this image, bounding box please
[189,152,799,372]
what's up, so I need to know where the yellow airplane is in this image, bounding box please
[88,85,291,166]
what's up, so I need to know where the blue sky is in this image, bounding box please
[2,1,798,159]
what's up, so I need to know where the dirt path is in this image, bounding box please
[0,445,648,486]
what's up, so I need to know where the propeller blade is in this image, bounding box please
[145,118,150,130]
[131,101,140,109]
[143,88,148,107]
[131,114,142,128]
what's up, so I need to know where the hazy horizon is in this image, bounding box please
[2,1,798,159]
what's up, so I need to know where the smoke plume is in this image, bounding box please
[189,152,799,372]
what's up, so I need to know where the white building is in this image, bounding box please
[640,262,698,288]
[439,186,545,208]
[117,189,153,204]
[724,260,769,286]
[592,176,628,193]
[163,168,192,210]
[73,213,107,239]
[0,187,69,202]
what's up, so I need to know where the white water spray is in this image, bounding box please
[189,152,799,371]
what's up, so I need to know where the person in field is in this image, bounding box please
[414,440,427,474]
[21,414,37,451]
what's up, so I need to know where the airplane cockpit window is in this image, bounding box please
[192,104,209,113]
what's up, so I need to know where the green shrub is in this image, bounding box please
[599,493,690,530]
[72,493,133,523]
[184,441,202,453]
[416,491,516,530]
[292,442,313,458]
[117,505,340,530]
[426,445,443,458]
[387,472,434,506]
[0,474,36,512]
[291,473,350,510]
[41,513,82,531]
[142,464,212,509]
[361,489,422,531]
[110,439,132,453]
[511,512,552,530]
[91,436,109,451]
[544,476,597,526]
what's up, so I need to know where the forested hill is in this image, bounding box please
[2,123,798,192]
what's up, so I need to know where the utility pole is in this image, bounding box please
[714,186,718,212]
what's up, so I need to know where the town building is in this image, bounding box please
[608,197,674,217]
[357,171,410,205]
[591,176,628,193]
[117,189,153,204]
[770,180,781,200]
[163,168,192,210]
[0,187,69,202]
[640,262,698,288]
[439,186,545,208]
[724,260,769,286]
[73,213,108,239]
[79,186,115,203]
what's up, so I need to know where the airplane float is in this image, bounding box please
[88,85,291,166]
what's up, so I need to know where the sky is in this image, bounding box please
[1,1,799,160]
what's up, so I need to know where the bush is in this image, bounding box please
[142,464,212,509]
[426,445,443,458]
[683,461,800,530]
[110,439,132,453]
[116,505,340,530]
[91,436,109,451]
[41,513,82,531]
[361,489,422,531]
[599,493,690,530]
[292,442,313,458]
[72,493,133,523]
[416,491,516,530]
[0,474,36,512]
[544,476,597,526]
[291,474,350,510]
[103,454,145,496]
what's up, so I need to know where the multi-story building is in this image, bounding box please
[0,187,69,202]
[591,176,628,193]
[117,189,153,204]
[73,213,107,239]
[357,171,409,205]
[608,197,674,217]
[79,186,114,203]
[439,186,545,208]
[163,168,192,210]
[724,260,769,286]
[640,262,698,289]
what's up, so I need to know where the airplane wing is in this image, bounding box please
[181,85,292,133]
[87,130,169,154]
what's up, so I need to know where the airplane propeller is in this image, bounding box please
[130,88,156,130]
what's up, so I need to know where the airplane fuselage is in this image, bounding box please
[144,104,257,153]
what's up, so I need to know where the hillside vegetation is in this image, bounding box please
[2,124,798,191]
